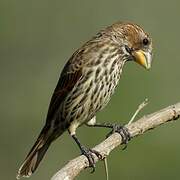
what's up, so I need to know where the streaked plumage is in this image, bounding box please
[17,21,153,179]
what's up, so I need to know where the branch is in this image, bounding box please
[51,102,180,180]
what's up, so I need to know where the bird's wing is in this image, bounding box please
[46,56,82,122]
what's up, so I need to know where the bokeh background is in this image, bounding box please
[1,0,180,180]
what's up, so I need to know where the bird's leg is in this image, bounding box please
[71,134,102,173]
[86,122,131,149]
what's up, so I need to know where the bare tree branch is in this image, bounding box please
[51,102,180,180]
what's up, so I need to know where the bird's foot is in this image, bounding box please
[106,124,131,150]
[80,146,103,173]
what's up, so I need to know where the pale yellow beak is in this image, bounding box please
[132,50,152,70]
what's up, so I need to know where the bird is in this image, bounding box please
[16,21,153,179]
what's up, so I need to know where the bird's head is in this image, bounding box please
[108,22,153,69]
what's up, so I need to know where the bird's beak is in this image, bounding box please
[132,50,152,70]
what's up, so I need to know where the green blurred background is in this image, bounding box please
[1,0,180,179]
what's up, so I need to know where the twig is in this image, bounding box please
[51,102,180,180]
[128,98,148,125]
[103,158,109,180]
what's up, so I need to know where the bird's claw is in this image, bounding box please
[106,124,131,149]
[81,146,102,173]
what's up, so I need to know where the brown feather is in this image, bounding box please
[16,131,51,179]
[46,60,82,122]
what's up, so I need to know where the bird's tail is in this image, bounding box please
[16,128,53,179]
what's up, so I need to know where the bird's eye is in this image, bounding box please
[142,38,149,46]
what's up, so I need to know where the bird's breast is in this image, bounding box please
[62,53,125,125]
[88,55,124,113]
